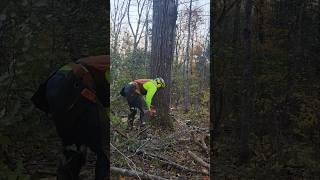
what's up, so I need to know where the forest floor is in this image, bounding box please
[110,107,210,180]
[3,107,209,180]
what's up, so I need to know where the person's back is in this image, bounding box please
[120,77,165,130]
[32,55,109,180]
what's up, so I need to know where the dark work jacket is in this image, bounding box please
[77,55,109,107]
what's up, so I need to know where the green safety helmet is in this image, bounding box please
[154,77,166,88]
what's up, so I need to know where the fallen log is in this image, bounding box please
[111,166,168,180]
[187,150,210,168]
[137,150,208,175]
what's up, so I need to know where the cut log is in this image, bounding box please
[187,150,210,168]
[111,166,168,180]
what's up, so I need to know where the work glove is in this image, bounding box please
[147,108,156,117]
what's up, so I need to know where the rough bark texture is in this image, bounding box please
[183,0,193,113]
[239,0,253,164]
[151,0,178,129]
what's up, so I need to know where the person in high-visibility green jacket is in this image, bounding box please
[120,77,166,129]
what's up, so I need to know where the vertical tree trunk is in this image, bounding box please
[151,0,177,129]
[210,0,215,178]
[239,0,253,164]
[190,29,195,75]
[232,0,241,139]
[212,0,222,141]
[258,0,264,44]
[145,2,149,75]
[183,0,193,113]
[50,0,56,69]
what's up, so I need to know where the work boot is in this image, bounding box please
[139,109,147,128]
[127,107,137,131]
[127,118,134,131]
[57,145,83,180]
[140,121,146,128]
[139,116,146,128]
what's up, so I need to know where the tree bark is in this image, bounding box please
[183,0,193,113]
[239,0,253,164]
[151,0,177,129]
[145,0,149,75]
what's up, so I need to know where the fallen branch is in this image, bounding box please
[187,150,210,169]
[111,167,168,180]
[177,138,191,144]
[200,137,209,152]
[189,125,210,133]
[36,170,56,176]
[110,143,141,179]
[138,150,208,175]
[190,132,209,153]
[110,122,128,139]
[135,125,150,138]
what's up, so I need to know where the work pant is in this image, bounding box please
[120,83,147,129]
[46,71,109,180]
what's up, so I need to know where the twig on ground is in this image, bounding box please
[128,138,152,159]
[110,143,141,180]
[135,125,150,138]
[137,150,209,175]
[187,150,210,168]
[110,122,128,139]
[36,170,57,176]
[191,132,209,154]
[200,136,209,152]
[111,166,168,180]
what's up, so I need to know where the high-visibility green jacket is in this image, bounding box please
[133,79,158,110]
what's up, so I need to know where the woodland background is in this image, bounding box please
[0,0,319,179]
[212,0,320,179]
[0,0,108,178]
[110,0,210,179]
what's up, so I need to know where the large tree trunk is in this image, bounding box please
[239,0,253,164]
[183,0,193,113]
[232,0,241,139]
[150,0,177,129]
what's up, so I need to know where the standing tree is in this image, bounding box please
[182,0,193,113]
[150,0,178,129]
[239,0,253,164]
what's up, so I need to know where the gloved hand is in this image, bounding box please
[147,108,156,117]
